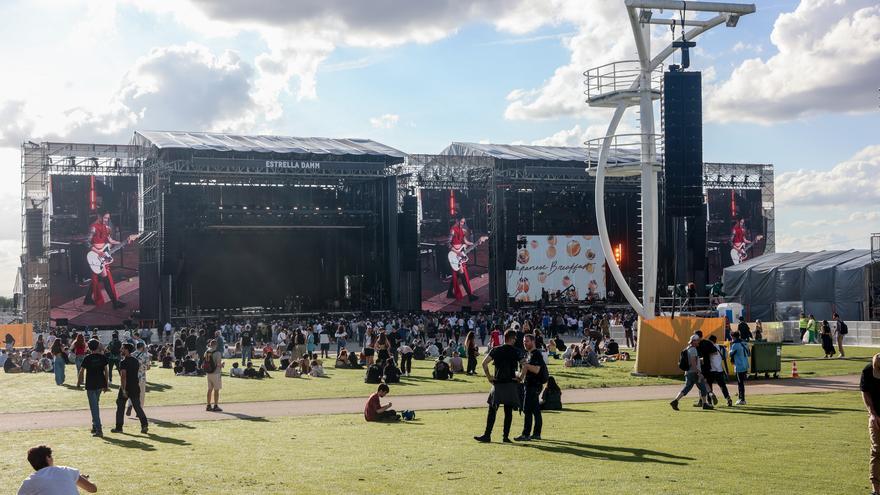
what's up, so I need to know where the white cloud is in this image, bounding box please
[706,1,880,124]
[369,114,400,129]
[776,144,880,207]
[791,211,880,229]
[529,120,641,147]
[776,231,867,252]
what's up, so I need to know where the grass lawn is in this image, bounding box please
[0,391,869,494]
[0,344,872,414]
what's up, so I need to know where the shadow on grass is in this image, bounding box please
[715,404,861,417]
[146,382,173,392]
[215,411,269,422]
[149,418,196,429]
[518,439,693,465]
[100,435,156,451]
[144,432,190,446]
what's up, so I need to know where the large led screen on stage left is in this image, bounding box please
[50,175,140,327]
[506,235,607,303]
[420,189,491,311]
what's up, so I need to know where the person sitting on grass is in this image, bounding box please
[309,358,325,377]
[348,350,363,369]
[3,351,22,373]
[364,383,400,422]
[39,353,53,372]
[299,354,311,375]
[605,338,620,356]
[383,359,401,383]
[336,349,350,368]
[285,362,302,378]
[426,341,440,358]
[243,361,259,378]
[180,354,199,375]
[432,358,452,380]
[264,350,277,371]
[540,376,562,410]
[230,362,244,378]
[547,338,558,359]
[448,351,464,373]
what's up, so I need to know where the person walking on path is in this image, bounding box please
[205,339,223,412]
[729,330,750,405]
[474,329,521,443]
[515,333,547,442]
[111,343,148,434]
[820,320,836,359]
[705,335,733,407]
[670,335,713,411]
[77,339,109,437]
[17,445,97,494]
[833,313,847,358]
[127,341,151,417]
[860,353,880,495]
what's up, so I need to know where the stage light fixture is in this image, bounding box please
[639,10,652,23]
[725,14,740,27]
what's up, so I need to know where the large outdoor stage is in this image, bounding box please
[19,132,776,328]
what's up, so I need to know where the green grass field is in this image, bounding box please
[0,344,872,414]
[0,391,869,494]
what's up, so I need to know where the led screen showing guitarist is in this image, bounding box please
[446,216,482,302]
[83,210,136,309]
[729,217,763,265]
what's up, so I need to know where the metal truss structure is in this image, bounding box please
[20,141,140,325]
[703,162,775,253]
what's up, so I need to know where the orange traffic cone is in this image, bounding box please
[791,360,799,378]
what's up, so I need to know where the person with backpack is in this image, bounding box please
[204,339,223,412]
[729,330,750,405]
[364,361,383,384]
[833,313,847,358]
[670,334,712,411]
[515,334,548,442]
[432,358,452,380]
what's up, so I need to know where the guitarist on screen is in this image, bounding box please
[730,217,762,265]
[446,216,479,302]
[83,210,126,309]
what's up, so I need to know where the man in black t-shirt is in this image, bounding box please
[694,331,718,406]
[860,354,880,494]
[515,334,546,442]
[111,344,148,434]
[77,339,109,436]
[474,330,521,444]
[240,330,254,362]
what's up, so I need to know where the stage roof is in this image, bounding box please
[440,142,590,162]
[134,130,406,159]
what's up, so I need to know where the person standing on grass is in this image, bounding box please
[240,326,254,363]
[807,314,818,344]
[465,331,479,376]
[515,333,546,442]
[861,354,880,495]
[474,329,521,444]
[798,313,809,342]
[205,339,223,412]
[705,335,733,407]
[106,332,121,383]
[112,343,148,434]
[729,330,750,405]
[736,317,753,341]
[50,338,65,386]
[127,341,151,417]
[77,339,109,437]
[17,445,97,494]
[364,383,399,422]
[670,335,712,411]
[833,313,847,358]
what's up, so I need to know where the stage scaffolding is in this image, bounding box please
[20,141,140,326]
[703,162,776,254]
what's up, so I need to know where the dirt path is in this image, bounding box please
[0,374,859,432]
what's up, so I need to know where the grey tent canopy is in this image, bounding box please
[722,249,875,321]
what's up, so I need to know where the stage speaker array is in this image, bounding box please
[26,209,43,259]
[503,193,519,270]
[663,71,703,218]
[400,195,418,271]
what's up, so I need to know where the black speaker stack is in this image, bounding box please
[663,70,703,219]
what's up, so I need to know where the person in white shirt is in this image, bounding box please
[705,335,733,407]
[18,445,97,494]
[426,342,440,358]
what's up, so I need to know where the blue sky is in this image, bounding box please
[0,0,878,295]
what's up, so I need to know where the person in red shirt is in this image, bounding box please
[446,217,478,302]
[489,326,502,349]
[364,383,399,422]
[84,211,125,309]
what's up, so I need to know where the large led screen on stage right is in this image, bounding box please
[707,188,767,283]
[419,189,491,311]
[49,175,140,327]
[506,235,607,303]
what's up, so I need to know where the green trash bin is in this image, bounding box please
[750,342,782,379]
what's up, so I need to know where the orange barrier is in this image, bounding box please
[634,316,726,376]
[1,323,34,348]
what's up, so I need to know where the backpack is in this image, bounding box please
[413,346,426,360]
[839,321,848,335]
[678,348,690,372]
[384,365,400,383]
[433,361,450,380]
[202,351,217,374]
[365,364,382,384]
[537,361,549,385]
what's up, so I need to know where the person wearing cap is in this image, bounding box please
[862,354,880,495]
[670,334,713,411]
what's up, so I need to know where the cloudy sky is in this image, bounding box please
[0,0,878,295]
